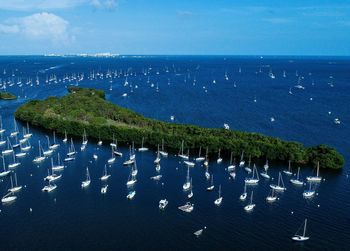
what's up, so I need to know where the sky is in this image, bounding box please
[0,0,349,55]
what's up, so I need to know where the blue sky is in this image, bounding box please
[0,0,349,55]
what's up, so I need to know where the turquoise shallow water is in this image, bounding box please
[0,56,349,250]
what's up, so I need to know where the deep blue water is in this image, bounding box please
[0,56,349,251]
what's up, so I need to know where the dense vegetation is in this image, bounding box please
[0,91,17,100]
[15,86,344,169]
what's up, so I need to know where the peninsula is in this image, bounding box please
[0,91,17,100]
[14,87,344,169]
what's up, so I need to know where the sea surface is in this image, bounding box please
[0,56,349,251]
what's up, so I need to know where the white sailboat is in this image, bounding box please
[290,167,303,185]
[23,122,32,138]
[292,219,310,241]
[216,149,223,164]
[62,130,68,143]
[195,146,205,162]
[100,165,111,181]
[8,151,20,169]
[0,115,5,134]
[138,137,148,151]
[283,160,293,175]
[154,144,161,164]
[42,181,57,192]
[206,175,215,191]
[43,136,53,156]
[49,131,60,150]
[0,133,6,146]
[2,137,14,155]
[266,188,277,202]
[1,192,17,204]
[306,162,322,182]
[159,139,168,157]
[15,142,27,158]
[81,168,91,188]
[52,153,64,171]
[112,138,123,156]
[239,184,247,201]
[239,151,245,167]
[227,152,235,171]
[187,178,194,199]
[108,146,116,164]
[10,119,19,137]
[101,184,108,194]
[270,172,286,191]
[214,185,223,206]
[127,190,136,199]
[123,145,135,165]
[159,199,168,209]
[245,164,259,185]
[183,167,191,191]
[244,191,256,212]
[303,183,315,198]
[8,173,22,192]
[178,202,194,213]
[178,140,189,160]
[244,155,252,173]
[44,166,62,182]
[126,171,137,186]
[33,140,46,163]
[0,156,11,177]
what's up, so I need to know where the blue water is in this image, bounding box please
[0,56,349,250]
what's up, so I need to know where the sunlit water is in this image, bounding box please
[0,56,349,250]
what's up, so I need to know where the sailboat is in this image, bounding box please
[207,175,215,191]
[239,184,247,200]
[270,172,286,191]
[266,188,277,202]
[62,130,68,143]
[0,133,6,146]
[184,150,195,167]
[159,199,168,209]
[154,144,161,164]
[42,181,57,192]
[15,142,27,158]
[290,167,303,185]
[10,119,19,137]
[159,139,168,157]
[187,178,194,199]
[43,136,53,156]
[101,184,108,194]
[1,192,17,204]
[203,147,209,167]
[183,167,191,191]
[49,131,60,150]
[8,151,20,169]
[12,134,20,148]
[33,140,46,163]
[245,164,259,185]
[303,183,315,198]
[0,116,5,134]
[0,156,11,177]
[81,168,91,188]
[44,166,62,182]
[52,153,64,171]
[178,202,194,213]
[306,162,322,182]
[292,219,310,241]
[178,140,189,160]
[239,151,245,167]
[8,173,22,192]
[126,171,137,186]
[21,139,31,151]
[100,165,111,181]
[82,129,88,145]
[113,138,123,157]
[23,122,32,138]
[216,149,223,164]
[127,190,136,199]
[123,145,135,165]
[195,146,205,162]
[65,138,76,160]
[260,160,270,179]
[214,185,223,206]
[138,137,148,151]
[245,155,252,173]
[227,152,235,171]
[283,160,293,175]
[97,134,103,146]
[2,137,14,155]
[108,146,116,164]
[131,159,138,176]
[244,191,256,212]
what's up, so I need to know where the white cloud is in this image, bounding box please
[0,0,118,11]
[91,0,118,11]
[263,18,291,24]
[0,12,73,44]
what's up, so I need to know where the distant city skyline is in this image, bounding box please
[0,0,349,55]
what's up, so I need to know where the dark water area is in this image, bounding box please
[0,56,349,250]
